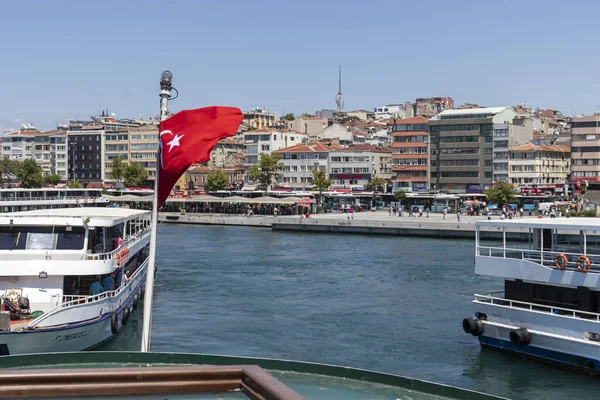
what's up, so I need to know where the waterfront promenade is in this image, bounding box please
[158,210,546,240]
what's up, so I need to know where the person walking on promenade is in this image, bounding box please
[457,209,462,223]
[389,205,393,216]
[425,206,430,218]
[442,207,448,220]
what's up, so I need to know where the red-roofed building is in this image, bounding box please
[509,142,571,188]
[390,116,429,192]
[273,142,343,189]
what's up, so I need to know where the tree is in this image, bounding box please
[188,180,196,191]
[16,159,44,188]
[311,168,331,205]
[205,169,229,192]
[0,158,19,185]
[484,181,517,205]
[394,189,407,202]
[248,153,282,189]
[44,174,62,186]
[68,180,83,188]
[364,177,387,192]
[122,162,148,188]
[110,156,125,182]
[282,113,295,121]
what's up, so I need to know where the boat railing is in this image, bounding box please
[477,245,600,272]
[29,259,148,328]
[86,227,151,261]
[474,293,600,322]
[0,196,105,202]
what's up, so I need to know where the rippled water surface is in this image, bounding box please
[100,224,598,399]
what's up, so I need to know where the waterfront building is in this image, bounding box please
[314,124,353,145]
[243,128,305,169]
[273,142,342,189]
[242,107,277,130]
[48,130,68,179]
[66,124,104,185]
[429,107,532,193]
[329,144,392,189]
[1,127,38,162]
[128,128,158,182]
[391,116,429,193]
[509,143,570,190]
[570,114,600,188]
[185,165,246,192]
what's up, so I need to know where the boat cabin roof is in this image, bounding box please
[0,208,150,227]
[476,217,600,231]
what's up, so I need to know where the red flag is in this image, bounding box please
[157,106,243,207]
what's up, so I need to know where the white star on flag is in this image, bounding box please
[166,134,185,152]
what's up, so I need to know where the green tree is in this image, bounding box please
[0,158,19,185]
[394,189,407,202]
[122,162,148,188]
[110,156,125,182]
[484,180,517,205]
[16,159,44,188]
[44,174,62,186]
[282,113,295,121]
[68,180,83,188]
[364,177,387,192]
[205,169,229,192]
[311,168,331,205]
[248,153,282,189]
[188,180,196,191]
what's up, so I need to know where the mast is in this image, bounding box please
[141,70,173,352]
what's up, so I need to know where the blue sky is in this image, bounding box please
[1,0,599,132]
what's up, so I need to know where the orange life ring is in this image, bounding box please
[114,248,129,265]
[555,253,568,270]
[577,255,591,273]
[92,197,97,203]
[75,198,79,203]
[84,198,88,203]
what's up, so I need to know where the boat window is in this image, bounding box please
[0,226,85,250]
[26,233,57,250]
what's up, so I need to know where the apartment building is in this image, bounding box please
[391,116,429,193]
[244,128,306,168]
[102,128,158,183]
[288,116,328,136]
[66,125,105,184]
[509,143,570,189]
[570,115,600,188]
[1,128,38,161]
[49,130,68,179]
[429,107,532,193]
[209,138,245,168]
[329,144,392,188]
[185,165,245,192]
[242,108,277,130]
[273,142,342,189]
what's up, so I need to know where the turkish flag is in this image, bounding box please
[157,106,243,207]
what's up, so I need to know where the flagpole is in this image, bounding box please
[141,70,173,352]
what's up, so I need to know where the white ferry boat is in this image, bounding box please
[463,218,600,373]
[0,188,108,213]
[0,207,151,355]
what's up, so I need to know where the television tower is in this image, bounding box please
[335,65,344,111]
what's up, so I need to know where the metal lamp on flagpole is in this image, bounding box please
[140,70,172,352]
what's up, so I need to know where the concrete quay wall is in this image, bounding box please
[159,212,534,240]
[159,213,271,228]
[270,219,529,240]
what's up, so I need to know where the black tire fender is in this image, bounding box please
[121,307,130,325]
[133,293,139,310]
[110,312,118,334]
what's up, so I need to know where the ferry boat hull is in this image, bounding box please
[0,263,147,355]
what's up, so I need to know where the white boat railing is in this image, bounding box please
[477,246,600,272]
[0,196,106,202]
[30,259,149,328]
[474,293,600,322]
[86,228,151,261]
